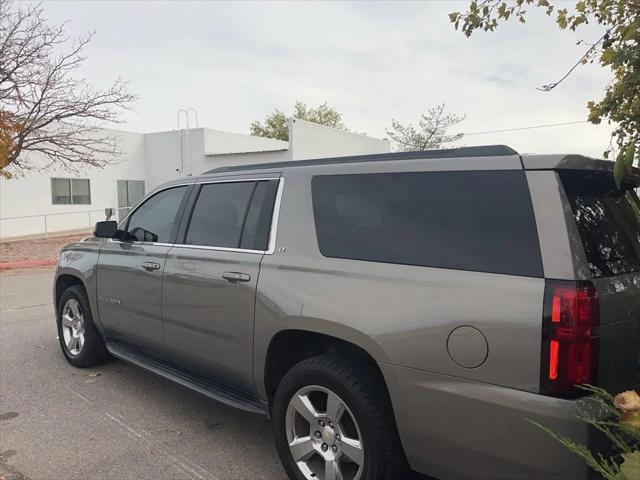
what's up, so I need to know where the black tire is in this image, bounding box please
[56,284,108,368]
[272,355,409,480]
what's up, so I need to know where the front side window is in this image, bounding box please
[184,180,279,250]
[51,178,91,205]
[125,186,187,243]
[311,170,543,277]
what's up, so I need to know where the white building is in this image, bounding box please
[0,118,389,239]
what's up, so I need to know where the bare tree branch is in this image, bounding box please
[0,0,136,175]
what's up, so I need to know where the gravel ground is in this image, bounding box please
[0,234,88,263]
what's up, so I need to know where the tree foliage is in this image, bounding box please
[385,104,465,151]
[531,386,640,480]
[449,0,640,186]
[250,101,349,141]
[0,110,21,177]
[0,0,135,176]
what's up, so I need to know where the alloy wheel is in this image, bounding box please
[61,298,85,356]
[286,385,364,480]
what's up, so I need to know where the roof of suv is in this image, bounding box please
[204,145,519,175]
[196,144,638,181]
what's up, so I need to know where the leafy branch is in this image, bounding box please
[250,101,349,141]
[530,387,640,480]
[449,0,640,186]
[385,104,465,152]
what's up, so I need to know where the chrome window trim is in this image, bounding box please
[196,177,280,185]
[265,177,284,255]
[107,239,175,247]
[109,177,285,255]
[170,244,266,255]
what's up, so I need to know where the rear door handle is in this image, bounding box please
[141,262,161,272]
[222,271,251,283]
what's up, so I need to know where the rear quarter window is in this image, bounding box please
[560,171,640,278]
[311,170,543,277]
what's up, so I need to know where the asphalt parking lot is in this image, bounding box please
[0,268,431,480]
[0,268,285,480]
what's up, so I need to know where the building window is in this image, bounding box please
[51,178,91,205]
[117,180,146,219]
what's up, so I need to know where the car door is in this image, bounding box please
[97,183,191,350]
[162,176,281,390]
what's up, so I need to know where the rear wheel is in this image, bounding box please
[272,355,408,480]
[57,285,108,367]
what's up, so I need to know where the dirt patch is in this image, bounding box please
[0,234,89,263]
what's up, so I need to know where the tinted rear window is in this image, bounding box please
[186,182,255,248]
[561,171,640,278]
[311,170,543,277]
[184,180,279,250]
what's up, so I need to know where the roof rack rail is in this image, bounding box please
[204,144,519,174]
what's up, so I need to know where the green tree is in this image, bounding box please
[385,104,465,151]
[250,101,349,141]
[449,0,639,186]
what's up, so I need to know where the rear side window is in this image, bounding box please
[186,182,255,248]
[311,171,543,277]
[560,171,640,278]
[185,180,278,250]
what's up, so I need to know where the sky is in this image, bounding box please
[37,0,614,158]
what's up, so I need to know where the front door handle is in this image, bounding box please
[222,271,251,283]
[141,262,161,272]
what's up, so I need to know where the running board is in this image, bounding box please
[106,342,267,416]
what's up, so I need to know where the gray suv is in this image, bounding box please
[54,146,640,480]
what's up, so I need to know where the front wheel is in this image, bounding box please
[56,285,108,368]
[272,355,408,480]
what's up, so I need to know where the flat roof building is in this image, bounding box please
[0,118,389,239]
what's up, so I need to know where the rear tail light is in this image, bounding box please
[540,280,599,398]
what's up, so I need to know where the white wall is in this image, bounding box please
[143,129,185,190]
[188,129,288,176]
[0,130,145,239]
[143,128,289,183]
[288,118,389,160]
[194,121,390,173]
[203,129,287,155]
[191,150,290,174]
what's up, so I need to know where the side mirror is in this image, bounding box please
[94,220,118,238]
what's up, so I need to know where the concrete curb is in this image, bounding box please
[0,259,58,271]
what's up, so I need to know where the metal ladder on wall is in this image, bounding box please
[177,108,199,175]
